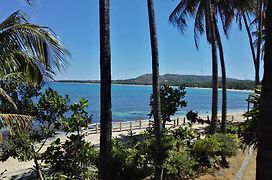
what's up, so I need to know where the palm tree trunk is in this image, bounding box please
[147,0,163,179]
[243,14,260,86]
[255,0,263,86]
[206,0,218,134]
[214,17,227,133]
[99,0,112,179]
[256,1,272,179]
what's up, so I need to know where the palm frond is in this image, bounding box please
[0,114,33,132]
[0,87,17,110]
[0,11,71,84]
[169,0,200,33]
[193,1,205,49]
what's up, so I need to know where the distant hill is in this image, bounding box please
[57,74,255,90]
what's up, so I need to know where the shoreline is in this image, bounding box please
[53,81,254,92]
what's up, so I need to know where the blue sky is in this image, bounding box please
[2,0,259,80]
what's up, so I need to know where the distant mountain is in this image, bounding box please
[115,74,243,84]
[57,74,255,90]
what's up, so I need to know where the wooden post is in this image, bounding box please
[232,116,234,121]
[207,116,210,121]
[174,119,176,127]
[177,118,179,126]
[96,123,98,134]
[139,120,142,129]
[183,117,186,125]
[130,121,132,131]
[149,120,151,128]
[120,121,122,132]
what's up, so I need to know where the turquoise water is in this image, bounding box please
[45,82,251,123]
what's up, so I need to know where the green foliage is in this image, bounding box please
[0,132,34,162]
[32,88,70,142]
[111,138,152,179]
[111,129,198,179]
[173,126,196,144]
[0,11,70,84]
[226,122,239,135]
[41,97,97,179]
[62,98,92,134]
[192,133,238,167]
[0,81,41,116]
[42,135,98,180]
[149,84,187,127]
[240,86,260,149]
[162,148,197,179]
[0,85,97,179]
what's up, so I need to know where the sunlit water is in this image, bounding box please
[44,82,251,123]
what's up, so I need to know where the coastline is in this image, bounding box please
[53,81,254,92]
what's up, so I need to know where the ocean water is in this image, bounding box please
[45,82,251,123]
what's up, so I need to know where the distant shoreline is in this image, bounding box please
[54,80,254,92]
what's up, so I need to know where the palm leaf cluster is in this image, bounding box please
[0,10,70,138]
[169,0,234,49]
[0,11,70,84]
[240,86,261,149]
[0,114,33,141]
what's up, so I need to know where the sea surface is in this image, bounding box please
[45,82,252,123]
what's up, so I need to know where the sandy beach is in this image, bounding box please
[0,113,246,179]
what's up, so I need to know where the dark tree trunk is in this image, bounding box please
[214,16,228,167]
[206,0,218,134]
[256,1,272,179]
[99,0,112,179]
[255,0,263,86]
[147,0,163,179]
[214,17,227,133]
[243,14,260,86]
[32,145,43,180]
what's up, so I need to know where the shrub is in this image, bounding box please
[192,133,238,167]
[149,84,187,128]
[111,139,152,179]
[173,126,196,141]
[163,148,197,179]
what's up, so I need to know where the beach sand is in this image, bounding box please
[0,113,246,179]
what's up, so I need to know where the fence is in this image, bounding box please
[86,115,235,134]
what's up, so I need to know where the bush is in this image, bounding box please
[111,139,152,179]
[192,133,238,167]
[149,84,187,128]
[173,126,196,141]
[163,148,197,179]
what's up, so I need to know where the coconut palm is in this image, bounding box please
[0,11,70,135]
[213,0,235,133]
[235,0,266,86]
[147,0,163,178]
[99,0,113,179]
[256,0,272,178]
[169,0,220,133]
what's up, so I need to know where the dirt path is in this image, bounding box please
[235,147,254,180]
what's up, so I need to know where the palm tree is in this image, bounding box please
[99,0,112,179]
[214,22,227,133]
[0,11,69,79]
[169,0,218,133]
[235,0,265,86]
[147,0,163,178]
[0,11,70,131]
[256,0,272,179]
